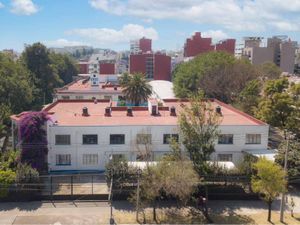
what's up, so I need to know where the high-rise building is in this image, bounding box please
[183,32,236,58]
[129,38,171,81]
[130,37,152,54]
[99,62,115,74]
[242,36,296,74]
[130,52,171,81]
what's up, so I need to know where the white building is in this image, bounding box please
[12,98,270,173]
[54,75,123,102]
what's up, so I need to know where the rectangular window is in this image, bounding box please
[75,96,83,99]
[55,135,71,145]
[82,154,98,165]
[218,154,233,162]
[110,134,125,145]
[83,134,98,145]
[56,154,71,165]
[218,134,234,144]
[246,134,261,144]
[136,134,152,145]
[163,134,179,144]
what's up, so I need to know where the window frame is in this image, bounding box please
[246,134,261,144]
[55,154,71,166]
[218,134,234,145]
[55,135,71,145]
[217,154,233,162]
[110,134,125,145]
[82,134,98,145]
[163,134,179,144]
[82,154,98,165]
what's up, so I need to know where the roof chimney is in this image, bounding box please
[82,107,89,116]
[216,106,222,115]
[94,99,98,104]
[127,107,133,117]
[170,106,176,116]
[105,107,111,117]
[114,86,118,91]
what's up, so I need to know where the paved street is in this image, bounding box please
[0,191,299,225]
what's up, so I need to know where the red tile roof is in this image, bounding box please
[10,99,266,126]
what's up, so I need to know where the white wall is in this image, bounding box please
[55,93,122,101]
[47,124,269,172]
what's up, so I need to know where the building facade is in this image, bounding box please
[11,98,270,172]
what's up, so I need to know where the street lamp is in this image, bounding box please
[136,168,142,222]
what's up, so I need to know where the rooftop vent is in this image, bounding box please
[216,106,222,115]
[94,99,98,104]
[82,107,89,116]
[127,107,133,117]
[105,107,111,117]
[170,106,176,116]
[114,86,118,91]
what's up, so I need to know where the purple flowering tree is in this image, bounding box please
[18,111,50,173]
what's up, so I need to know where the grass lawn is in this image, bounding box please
[113,207,300,224]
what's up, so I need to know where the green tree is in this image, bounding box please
[179,92,221,174]
[22,43,63,108]
[120,73,152,106]
[0,52,34,151]
[276,140,300,178]
[173,51,235,98]
[50,53,79,85]
[256,62,282,80]
[251,158,286,222]
[236,79,262,115]
[255,78,299,138]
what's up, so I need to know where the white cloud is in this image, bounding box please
[202,30,229,43]
[89,0,300,32]
[43,39,90,48]
[10,0,38,15]
[66,24,158,45]
[0,2,4,8]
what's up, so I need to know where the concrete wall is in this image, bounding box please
[47,124,269,171]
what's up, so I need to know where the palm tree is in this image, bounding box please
[120,73,152,106]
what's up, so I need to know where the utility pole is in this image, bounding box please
[136,169,142,222]
[280,133,289,223]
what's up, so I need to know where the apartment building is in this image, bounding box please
[11,98,270,172]
[183,32,236,58]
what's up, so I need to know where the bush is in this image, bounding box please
[0,170,16,198]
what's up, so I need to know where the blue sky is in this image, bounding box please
[1,0,300,52]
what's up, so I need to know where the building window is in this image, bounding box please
[55,135,71,145]
[110,154,126,161]
[61,96,70,100]
[218,154,233,162]
[218,134,234,144]
[83,134,98,145]
[110,134,125,145]
[104,95,112,100]
[136,134,152,145]
[246,134,261,144]
[82,154,98,165]
[56,154,71,165]
[163,134,179,144]
[75,96,83,99]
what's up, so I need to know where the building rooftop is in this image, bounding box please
[11,99,266,127]
[55,78,123,94]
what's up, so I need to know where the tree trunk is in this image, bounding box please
[153,200,157,223]
[267,200,272,222]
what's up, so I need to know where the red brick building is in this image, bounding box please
[78,61,89,74]
[184,32,236,57]
[130,52,171,81]
[139,37,152,53]
[215,39,236,54]
[99,63,115,74]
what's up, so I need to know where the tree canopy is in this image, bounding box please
[251,158,286,222]
[120,73,152,106]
